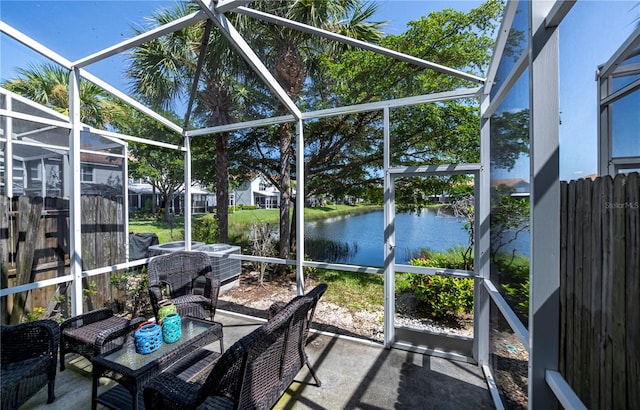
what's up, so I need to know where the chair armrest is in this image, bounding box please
[60,307,113,332]
[143,373,202,409]
[1,320,60,363]
[267,301,288,319]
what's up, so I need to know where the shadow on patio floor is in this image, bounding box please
[22,310,493,409]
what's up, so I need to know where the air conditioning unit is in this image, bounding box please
[197,243,242,283]
[147,241,205,257]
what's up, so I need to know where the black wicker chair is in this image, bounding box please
[148,251,221,322]
[1,319,60,409]
[59,308,146,371]
[143,283,327,410]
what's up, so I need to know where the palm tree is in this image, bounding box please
[247,0,384,259]
[126,2,242,241]
[2,62,120,128]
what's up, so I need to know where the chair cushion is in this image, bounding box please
[62,316,132,345]
[171,294,210,306]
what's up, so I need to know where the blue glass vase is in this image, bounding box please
[162,313,181,343]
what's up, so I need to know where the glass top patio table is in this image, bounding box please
[91,316,223,410]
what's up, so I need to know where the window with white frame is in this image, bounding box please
[81,165,94,182]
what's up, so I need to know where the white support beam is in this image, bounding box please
[0,110,72,130]
[4,96,13,198]
[214,0,253,14]
[1,87,72,122]
[69,68,84,317]
[73,11,208,68]
[483,1,519,96]
[234,6,485,84]
[187,114,296,137]
[476,91,491,367]
[484,279,530,352]
[529,1,562,408]
[187,88,479,137]
[483,52,528,119]
[383,106,395,349]
[184,136,193,249]
[304,88,481,120]
[387,163,482,176]
[295,119,305,296]
[545,370,588,410]
[599,25,640,79]
[195,0,302,119]
[600,77,640,105]
[545,0,576,28]
[78,69,185,135]
[84,127,186,151]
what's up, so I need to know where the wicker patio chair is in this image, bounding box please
[143,283,328,410]
[59,307,146,371]
[1,319,60,409]
[148,251,221,322]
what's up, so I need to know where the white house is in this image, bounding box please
[128,178,215,214]
[233,174,280,209]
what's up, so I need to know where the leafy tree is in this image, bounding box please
[126,1,247,241]
[490,185,530,263]
[236,0,385,260]
[490,109,529,171]
[113,106,185,222]
[2,62,122,128]
[300,1,502,211]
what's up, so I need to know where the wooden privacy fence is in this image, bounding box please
[560,172,639,409]
[0,195,126,324]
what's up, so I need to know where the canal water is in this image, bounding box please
[304,208,529,266]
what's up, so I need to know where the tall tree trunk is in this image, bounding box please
[162,193,172,222]
[279,122,292,262]
[216,132,229,242]
[152,185,157,215]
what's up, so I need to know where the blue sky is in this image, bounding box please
[1,1,638,180]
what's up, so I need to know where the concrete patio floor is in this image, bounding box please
[22,310,494,410]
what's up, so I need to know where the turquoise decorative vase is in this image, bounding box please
[157,301,177,324]
[162,313,182,344]
[134,322,163,354]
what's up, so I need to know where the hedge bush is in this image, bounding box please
[408,250,474,320]
[192,214,219,244]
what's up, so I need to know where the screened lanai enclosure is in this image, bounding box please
[1,1,639,409]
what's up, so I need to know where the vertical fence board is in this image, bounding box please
[559,181,568,376]
[565,180,577,388]
[1,196,11,324]
[581,178,593,400]
[589,177,603,408]
[12,196,44,323]
[574,179,586,398]
[611,175,627,409]
[625,173,639,409]
[600,175,613,410]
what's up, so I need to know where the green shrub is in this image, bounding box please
[407,251,474,320]
[493,253,530,321]
[192,214,219,243]
[26,306,46,322]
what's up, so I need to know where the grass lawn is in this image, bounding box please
[128,204,381,244]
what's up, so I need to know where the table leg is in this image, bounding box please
[91,371,99,410]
